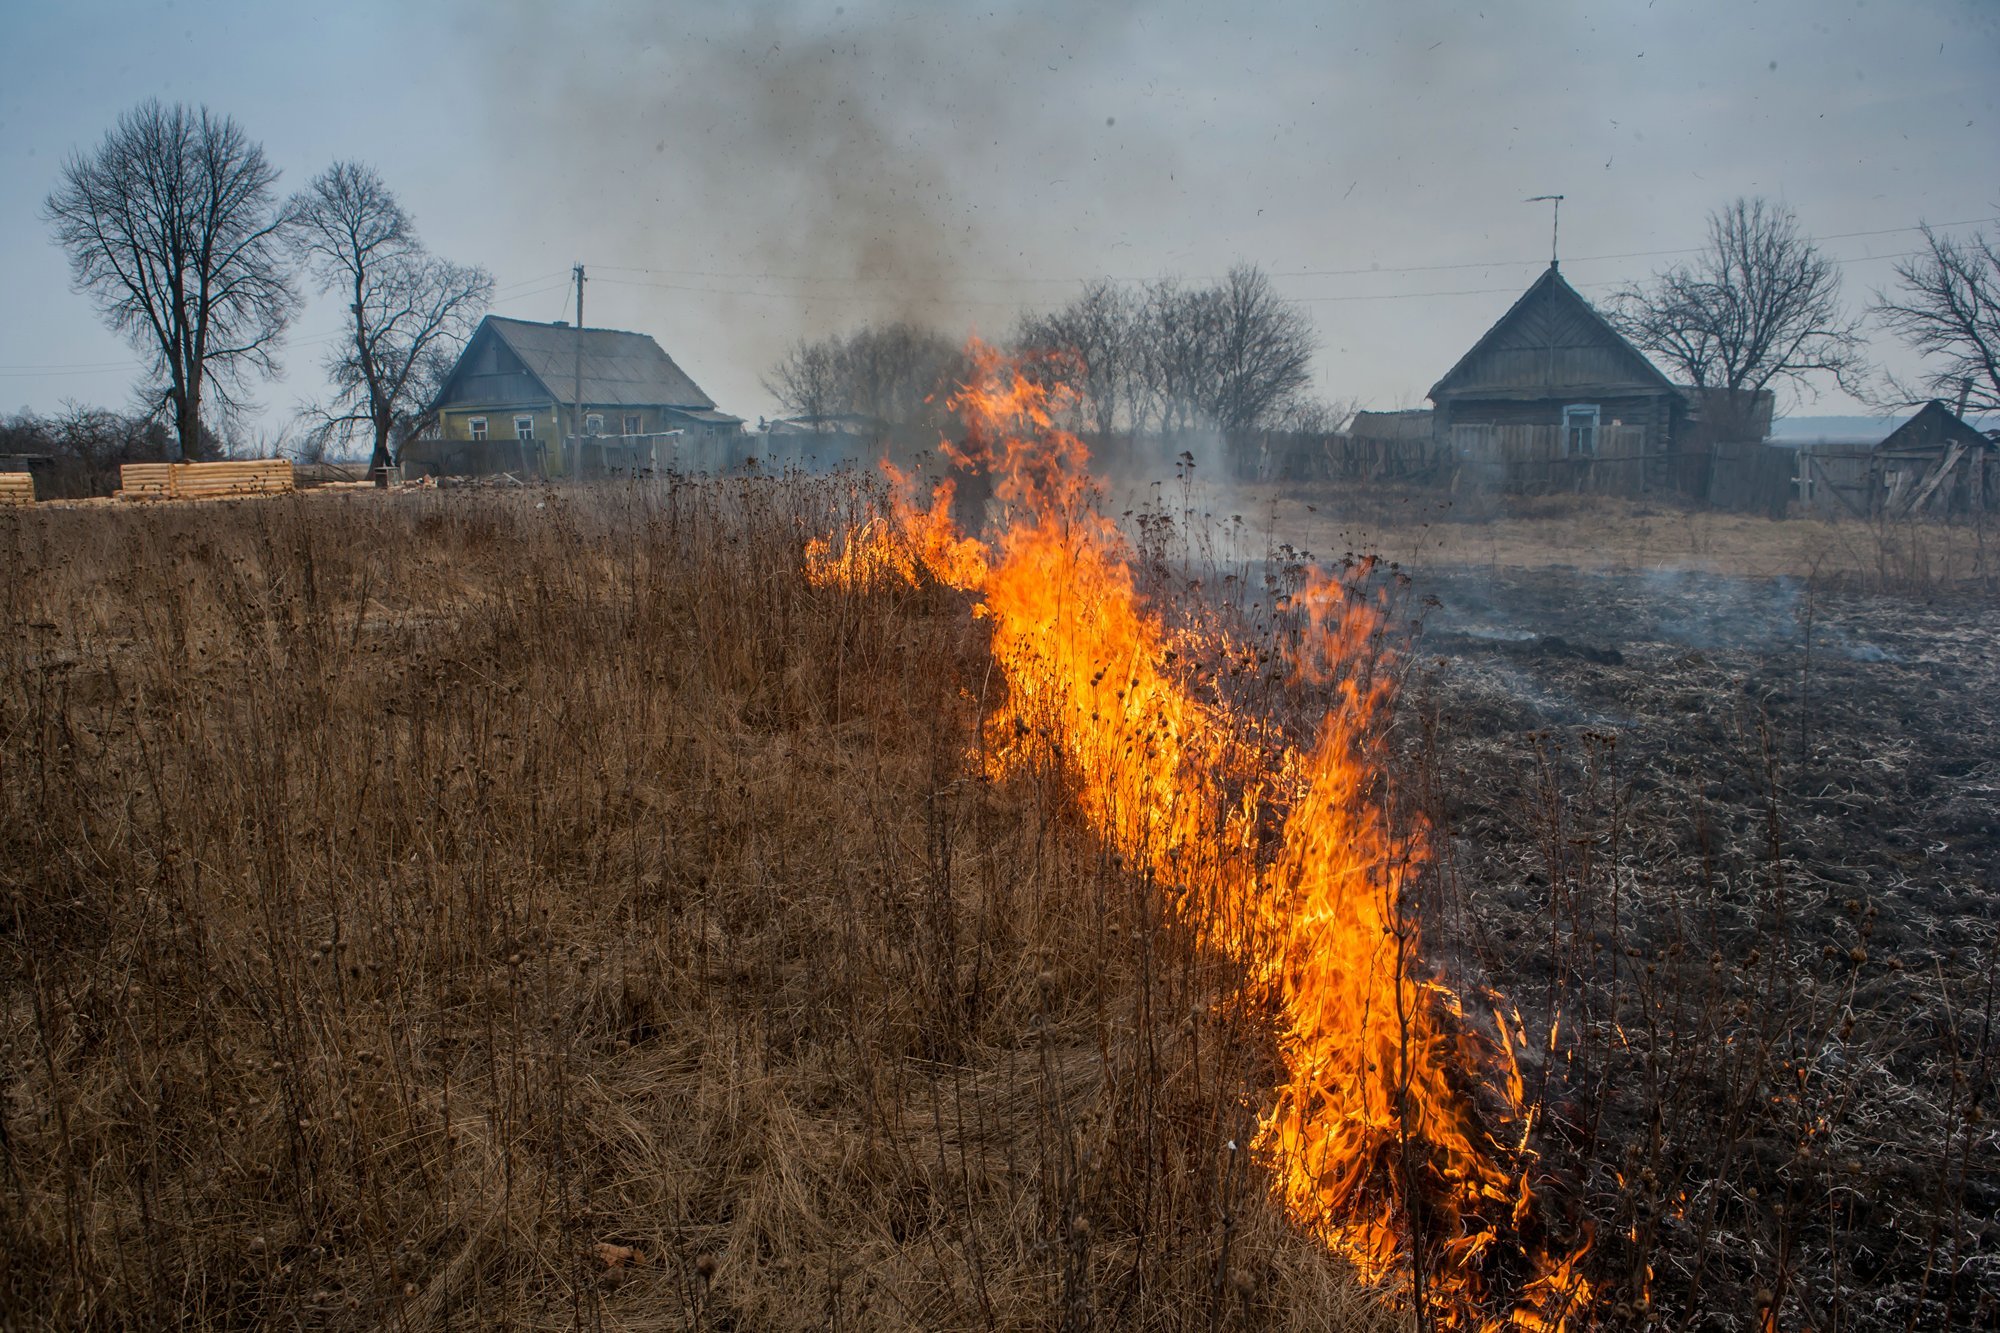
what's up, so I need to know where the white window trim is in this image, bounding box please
[514,414,536,441]
[467,416,488,441]
[1563,403,1600,457]
[585,413,605,436]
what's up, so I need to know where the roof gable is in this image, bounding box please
[432,316,719,412]
[1429,265,1677,401]
[1877,400,1994,455]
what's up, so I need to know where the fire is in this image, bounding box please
[807,340,1593,1329]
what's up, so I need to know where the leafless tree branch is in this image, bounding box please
[1870,223,2000,416]
[1606,197,1868,402]
[290,162,491,475]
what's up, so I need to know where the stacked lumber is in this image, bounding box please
[0,472,33,506]
[117,463,176,500]
[117,460,294,501]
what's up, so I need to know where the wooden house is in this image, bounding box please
[1427,264,1779,505]
[407,316,741,478]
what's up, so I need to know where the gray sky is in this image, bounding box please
[3,0,1996,436]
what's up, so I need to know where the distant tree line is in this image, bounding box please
[0,404,177,497]
[42,100,491,472]
[764,264,1339,440]
[766,200,2000,450]
[762,322,968,434]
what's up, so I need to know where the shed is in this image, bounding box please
[1873,401,1994,517]
[1795,402,1995,519]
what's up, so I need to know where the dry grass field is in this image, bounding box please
[0,481,1384,1331]
[1205,481,2000,593]
[4,472,1995,1331]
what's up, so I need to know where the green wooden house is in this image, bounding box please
[408,316,740,478]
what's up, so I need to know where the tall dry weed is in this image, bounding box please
[0,480,1380,1331]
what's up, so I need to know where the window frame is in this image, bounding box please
[584,413,605,437]
[467,416,488,442]
[623,414,642,437]
[1563,403,1600,458]
[514,414,536,442]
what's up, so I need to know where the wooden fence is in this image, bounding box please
[117,460,294,501]
[1797,443,1996,520]
[0,472,33,506]
[1450,423,1659,496]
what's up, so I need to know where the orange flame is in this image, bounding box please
[807,341,1593,1328]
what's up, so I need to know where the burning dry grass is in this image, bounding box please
[7,428,1991,1332]
[805,349,1598,1330]
[0,484,1383,1330]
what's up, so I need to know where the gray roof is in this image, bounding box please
[481,316,717,410]
[1429,264,1676,401]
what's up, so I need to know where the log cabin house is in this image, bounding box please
[1426,263,1776,505]
[407,316,741,478]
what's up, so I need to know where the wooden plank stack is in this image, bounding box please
[117,463,176,499]
[0,472,33,506]
[117,460,294,501]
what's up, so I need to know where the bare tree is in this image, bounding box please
[1140,277,1224,434]
[1206,264,1318,433]
[1132,266,1316,434]
[44,101,297,460]
[1872,223,2000,415]
[1015,279,1143,435]
[840,322,963,427]
[1607,197,1866,398]
[292,162,491,479]
[762,337,843,429]
[1272,395,1359,436]
[761,322,962,429]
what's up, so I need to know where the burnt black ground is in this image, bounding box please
[1400,565,1999,1330]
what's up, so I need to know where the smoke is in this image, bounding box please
[459,0,1164,413]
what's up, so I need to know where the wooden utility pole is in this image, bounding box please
[572,263,586,477]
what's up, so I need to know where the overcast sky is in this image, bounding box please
[3,0,1996,437]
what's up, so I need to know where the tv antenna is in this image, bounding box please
[1526,195,1564,267]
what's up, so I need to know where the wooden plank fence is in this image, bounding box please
[117,460,293,501]
[0,472,33,506]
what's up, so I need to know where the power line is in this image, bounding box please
[2,220,1984,379]
[590,273,1024,308]
[491,269,568,295]
[587,247,1940,310]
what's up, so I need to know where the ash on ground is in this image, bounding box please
[1403,565,1998,1332]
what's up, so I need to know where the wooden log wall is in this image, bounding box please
[0,472,34,505]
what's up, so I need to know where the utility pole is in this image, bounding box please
[571,263,586,477]
[1526,195,1564,267]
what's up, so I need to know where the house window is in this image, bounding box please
[1563,404,1600,457]
[585,413,604,436]
[467,416,488,441]
[514,415,535,442]
[623,414,642,437]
